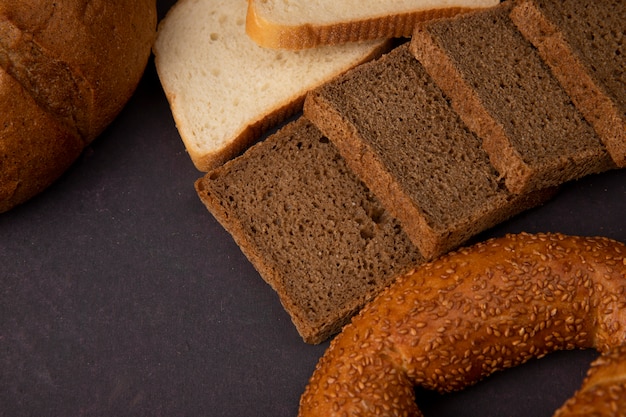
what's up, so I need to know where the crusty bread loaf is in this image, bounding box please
[410,2,617,195]
[298,232,626,417]
[305,44,555,259]
[0,0,157,213]
[246,0,500,49]
[195,117,423,344]
[153,0,391,172]
[0,67,84,212]
[510,0,626,167]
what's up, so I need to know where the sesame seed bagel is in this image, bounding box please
[298,232,626,417]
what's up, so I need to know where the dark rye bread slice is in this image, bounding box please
[510,0,626,167]
[410,2,617,195]
[195,117,423,344]
[304,44,555,260]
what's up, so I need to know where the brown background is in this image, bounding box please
[1,1,625,416]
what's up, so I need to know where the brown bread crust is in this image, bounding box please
[298,232,626,417]
[0,0,157,213]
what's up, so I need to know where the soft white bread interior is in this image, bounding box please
[246,0,500,49]
[153,0,390,172]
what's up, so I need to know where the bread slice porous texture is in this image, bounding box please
[153,0,390,172]
[510,0,626,167]
[246,0,500,49]
[195,117,423,344]
[304,44,555,260]
[410,2,617,195]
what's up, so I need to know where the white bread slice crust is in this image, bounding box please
[246,0,500,50]
[153,0,391,172]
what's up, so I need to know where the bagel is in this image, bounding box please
[298,232,626,416]
[0,0,157,213]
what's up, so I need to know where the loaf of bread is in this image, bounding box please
[195,117,423,344]
[0,0,157,213]
[510,0,626,167]
[298,232,626,417]
[153,0,391,172]
[410,2,617,195]
[305,44,555,259]
[245,0,500,49]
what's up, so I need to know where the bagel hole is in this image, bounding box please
[412,349,598,416]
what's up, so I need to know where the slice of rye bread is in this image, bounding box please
[195,117,423,344]
[304,44,556,260]
[510,0,626,167]
[410,2,617,195]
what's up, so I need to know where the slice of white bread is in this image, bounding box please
[246,0,500,50]
[153,0,390,172]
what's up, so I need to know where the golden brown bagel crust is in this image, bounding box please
[555,344,626,417]
[0,0,157,213]
[298,232,626,417]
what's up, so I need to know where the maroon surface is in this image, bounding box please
[1,1,625,416]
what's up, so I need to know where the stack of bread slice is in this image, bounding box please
[158,0,624,343]
[409,1,618,195]
[153,0,392,171]
[305,1,619,260]
[196,118,424,343]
